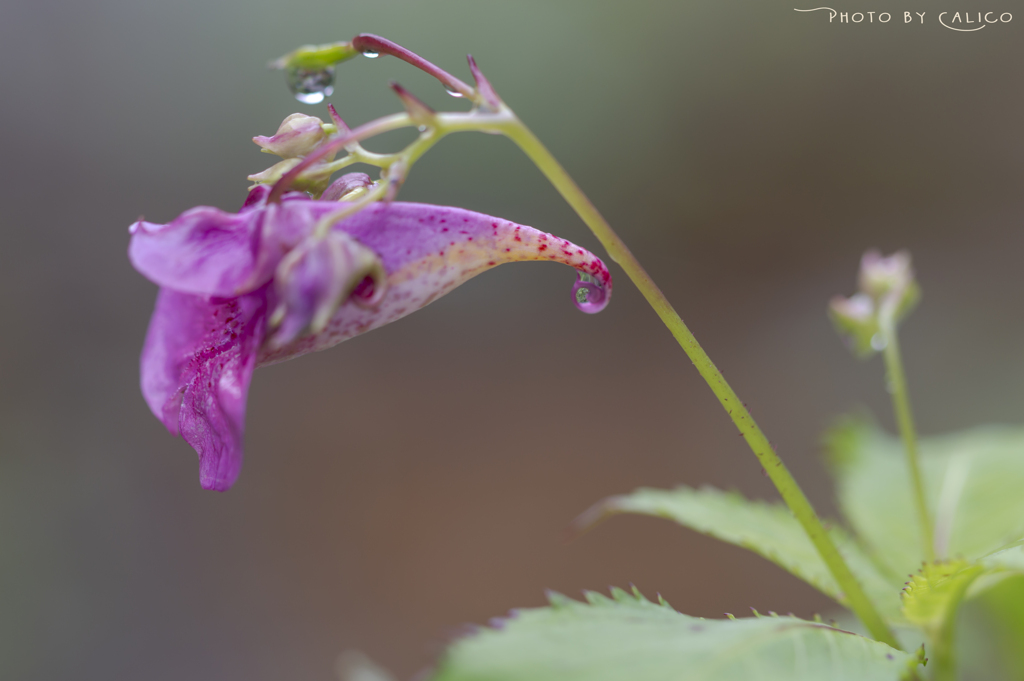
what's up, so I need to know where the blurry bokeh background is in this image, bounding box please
[1,0,1022,678]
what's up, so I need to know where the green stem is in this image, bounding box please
[266,98,898,646]
[929,629,957,681]
[498,115,900,649]
[878,311,935,562]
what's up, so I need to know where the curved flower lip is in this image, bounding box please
[131,193,612,490]
[256,201,613,365]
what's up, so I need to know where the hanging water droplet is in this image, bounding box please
[870,333,888,351]
[361,50,379,59]
[572,272,608,314]
[417,124,428,132]
[286,66,335,104]
[443,84,464,98]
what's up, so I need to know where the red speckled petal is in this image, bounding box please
[258,202,612,365]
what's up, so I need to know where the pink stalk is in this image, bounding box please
[352,34,477,101]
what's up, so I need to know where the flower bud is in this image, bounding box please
[268,41,359,72]
[253,113,328,159]
[858,250,914,300]
[828,293,880,357]
[247,158,333,195]
[267,232,387,349]
[321,173,374,201]
[857,249,921,327]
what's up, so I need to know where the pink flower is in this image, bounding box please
[129,187,612,490]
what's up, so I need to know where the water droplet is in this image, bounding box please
[870,333,888,351]
[417,124,428,132]
[444,84,464,98]
[572,272,608,314]
[286,66,335,104]
[361,50,379,59]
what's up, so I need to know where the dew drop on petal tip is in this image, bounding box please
[361,50,379,59]
[572,273,608,314]
[444,84,464,98]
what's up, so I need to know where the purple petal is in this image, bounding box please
[129,207,267,297]
[258,202,612,365]
[141,288,267,491]
[128,197,326,297]
[267,232,385,349]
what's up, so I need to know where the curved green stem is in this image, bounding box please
[497,115,900,649]
[262,95,899,646]
[878,308,934,562]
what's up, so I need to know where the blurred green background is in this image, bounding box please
[1,0,1022,679]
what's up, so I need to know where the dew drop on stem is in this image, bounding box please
[361,50,379,58]
[287,66,335,104]
[443,84,464,98]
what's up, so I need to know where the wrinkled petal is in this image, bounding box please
[141,288,267,490]
[258,202,612,365]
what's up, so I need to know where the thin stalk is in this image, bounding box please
[269,113,413,203]
[260,93,898,646]
[878,310,935,562]
[498,115,900,649]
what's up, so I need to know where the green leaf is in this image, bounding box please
[980,540,1024,572]
[430,589,917,681]
[960,574,1024,680]
[826,418,1024,578]
[575,486,902,619]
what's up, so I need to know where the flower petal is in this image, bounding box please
[129,195,345,297]
[258,202,612,365]
[129,207,267,297]
[267,231,386,349]
[141,288,267,491]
